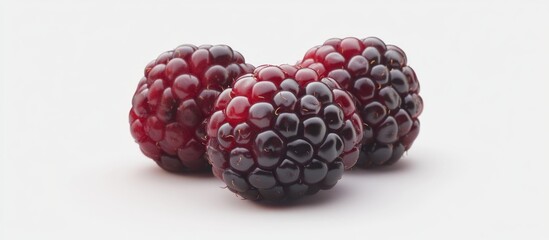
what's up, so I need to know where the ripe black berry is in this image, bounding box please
[207,65,363,200]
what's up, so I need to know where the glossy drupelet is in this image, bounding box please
[129,44,254,172]
[206,65,363,201]
[299,37,423,168]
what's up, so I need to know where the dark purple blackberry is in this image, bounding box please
[206,65,363,201]
[129,44,254,172]
[299,37,423,168]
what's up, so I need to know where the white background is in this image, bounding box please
[2,0,549,239]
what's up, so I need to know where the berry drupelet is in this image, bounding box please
[299,37,423,168]
[206,65,363,201]
[129,44,255,172]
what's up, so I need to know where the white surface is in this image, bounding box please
[2,0,549,239]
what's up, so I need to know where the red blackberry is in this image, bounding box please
[299,37,423,168]
[206,65,363,201]
[129,44,254,172]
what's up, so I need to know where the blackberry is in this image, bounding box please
[129,44,254,172]
[299,37,423,167]
[206,65,363,200]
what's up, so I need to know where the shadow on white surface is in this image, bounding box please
[129,158,418,210]
[345,159,414,175]
[142,166,215,179]
[130,159,357,209]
